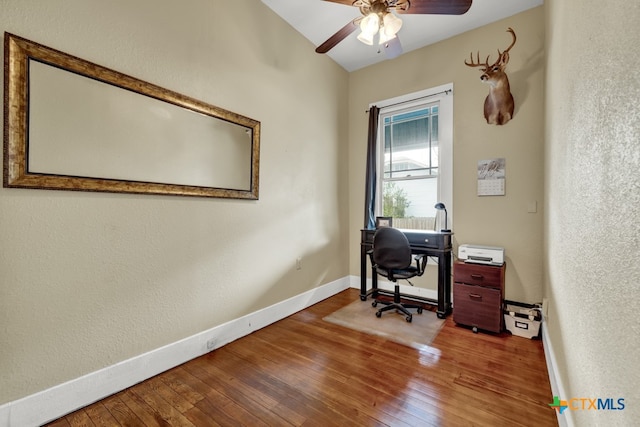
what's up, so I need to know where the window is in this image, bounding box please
[373,84,453,230]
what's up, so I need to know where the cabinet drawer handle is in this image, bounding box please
[468,293,483,301]
[470,274,484,280]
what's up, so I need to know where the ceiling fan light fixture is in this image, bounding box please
[356,8,403,47]
[357,13,380,46]
[357,30,375,45]
[378,29,396,45]
[382,12,403,36]
[359,13,380,35]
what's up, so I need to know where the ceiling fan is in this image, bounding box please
[315,0,473,56]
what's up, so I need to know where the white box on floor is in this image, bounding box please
[504,302,542,339]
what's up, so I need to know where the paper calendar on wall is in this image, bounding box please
[477,158,505,196]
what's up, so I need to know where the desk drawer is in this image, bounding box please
[453,262,503,288]
[453,282,502,333]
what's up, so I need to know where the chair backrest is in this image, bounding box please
[372,227,412,270]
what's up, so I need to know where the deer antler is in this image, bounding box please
[501,27,517,54]
[464,52,490,69]
[497,27,517,65]
[465,27,517,68]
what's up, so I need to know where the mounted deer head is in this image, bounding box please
[465,27,517,125]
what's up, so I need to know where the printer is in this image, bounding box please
[458,244,504,265]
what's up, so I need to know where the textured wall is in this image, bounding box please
[0,0,349,404]
[545,0,640,424]
[348,8,546,304]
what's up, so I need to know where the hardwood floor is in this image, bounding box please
[45,289,558,426]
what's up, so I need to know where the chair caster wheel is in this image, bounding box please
[360,296,366,301]
[406,315,412,322]
[375,311,382,318]
[372,301,378,307]
[417,307,423,314]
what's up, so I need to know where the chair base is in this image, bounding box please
[372,299,423,322]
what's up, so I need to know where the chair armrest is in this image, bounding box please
[414,254,428,275]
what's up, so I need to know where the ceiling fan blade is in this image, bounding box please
[396,0,472,15]
[321,0,357,5]
[383,36,403,59]
[315,19,359,54]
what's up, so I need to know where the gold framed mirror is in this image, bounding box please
[3,33,260,199]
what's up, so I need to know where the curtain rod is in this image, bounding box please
[366,89,452,113]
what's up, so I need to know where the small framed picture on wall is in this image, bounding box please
[375,216,393,228]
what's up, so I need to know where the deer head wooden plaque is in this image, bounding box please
[465,27,517,126]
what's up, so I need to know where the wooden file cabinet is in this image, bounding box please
[453,261,505,333]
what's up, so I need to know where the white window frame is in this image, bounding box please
[370,83,453,229]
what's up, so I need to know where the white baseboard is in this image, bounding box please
[541,320,572,427]
[0,277,350,427]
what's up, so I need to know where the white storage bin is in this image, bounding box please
[503,302,542,339]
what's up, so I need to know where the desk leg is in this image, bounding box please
[437,251,452,319]
[371,266,378,299]
[360,244,367,301]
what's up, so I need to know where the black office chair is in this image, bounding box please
[369,227,427,322]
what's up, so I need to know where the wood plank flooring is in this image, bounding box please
[44,289,558,426]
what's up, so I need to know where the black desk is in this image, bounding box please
[360,228,453,319]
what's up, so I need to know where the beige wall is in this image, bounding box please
[0,0,349,404]
[348,7,546,304]
[545,0,639,424]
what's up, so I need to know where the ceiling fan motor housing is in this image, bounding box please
[357,1,410,17]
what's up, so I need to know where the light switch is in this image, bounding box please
[527,201,538,213]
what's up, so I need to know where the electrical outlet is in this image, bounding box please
[296,257,302,270]
[542,298,549,319]
[206,338,217,350]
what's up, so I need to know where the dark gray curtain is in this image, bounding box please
[364,106,379,229]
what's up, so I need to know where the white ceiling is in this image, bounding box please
[261,0,542,72]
